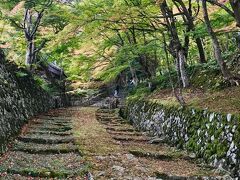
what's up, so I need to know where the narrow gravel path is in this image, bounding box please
[0,107,229,179]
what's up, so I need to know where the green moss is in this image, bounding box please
[126,98,240,174]
[6,166,89,178]
[203,149,212,162]
[216,142,228,158]
[186,138,198,152]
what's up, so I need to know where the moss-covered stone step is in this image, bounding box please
[106,127,136,132]
[129,149,174,161]
[13,141,79,154]
[108,121,129,125]
[95,113,116,117]
[107,130,142,136]
[96,113,119,118]
[32,121,72,127]
[112,136,148,142]
[17,135,74,144]
[99,121,114,125]
[36,117,71,121]
[116,120,129,125]
[96,117,116,122]
[96,109,116,114]
[30,122,72,126]
[98,120,130,127]
[0,173,33,180]
[155,172,187,179]
[28,130,73,136]
[29,124,72,131]
[100,119,122,123]
[31,126,72,132]
[0,173,54,180]
[155,172,222,180]
[0,152,88,178]
[38,116,73,121]
[105,124,132,129]
[96,115,129,123]
[39,115,72,118]
[96,116,120,120]
[36,118,72,123]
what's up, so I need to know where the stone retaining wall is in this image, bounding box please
[0,62,64,154]
[125,99,240,177]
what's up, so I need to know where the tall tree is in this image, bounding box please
[206,0,240,28]
[160,0,190,88]
[202,0,239,84]
[10,0,52,67]
[173,0,206,63]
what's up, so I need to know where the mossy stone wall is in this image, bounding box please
[126,99,239,177]
[0,62,64,154]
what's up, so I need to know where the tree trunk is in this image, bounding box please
[236,32,240,49]
[26,40,35,65]
[23,8,45,67]
[0,48,5,62]
[174,0,207,63]
[195,37,207,63]
[178,49,190,88]
[202,0,234,80]
[230,0,240,27]
[163,32,186,106]
[160,0,190,88]
[183,32,190,59]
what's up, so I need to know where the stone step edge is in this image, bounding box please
[27,131,73,136]
[12,147,81,155]
[1,166,89,179]
[155,172,226,180]
[17,136,75,144]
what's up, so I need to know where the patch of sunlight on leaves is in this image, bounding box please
[15,71,28,78]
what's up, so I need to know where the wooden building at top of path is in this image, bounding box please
[47,62,67,80]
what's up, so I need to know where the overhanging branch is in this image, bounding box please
[206,0,235,17]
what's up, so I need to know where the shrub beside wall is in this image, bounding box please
[126,99,240,177]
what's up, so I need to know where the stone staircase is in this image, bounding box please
[0,113,89,179]
[0,106,233,179]
[95,108,231,179]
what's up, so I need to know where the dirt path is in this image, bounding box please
[0,107,227,179]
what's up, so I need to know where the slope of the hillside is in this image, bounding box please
[149,86,240,114]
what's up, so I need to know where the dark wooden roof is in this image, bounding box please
[48,62,67,79]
